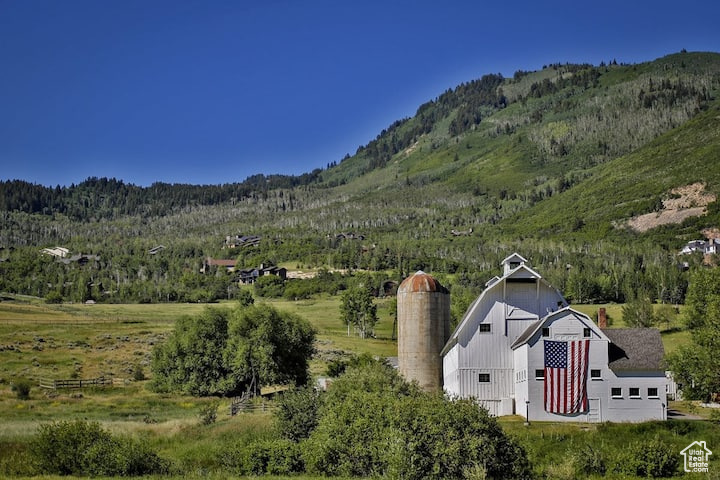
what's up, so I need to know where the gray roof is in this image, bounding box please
[602,328,665,371]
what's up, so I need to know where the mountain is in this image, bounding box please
[1,51,719,306]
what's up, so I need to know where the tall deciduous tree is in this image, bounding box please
[340,284,378,339]
[151,304,315,396]
[667,268,720,401]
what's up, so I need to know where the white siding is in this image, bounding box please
[522,310,667,423]
[443,344,459,396]
[447,273,565,405]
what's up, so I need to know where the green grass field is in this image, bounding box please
[0,295,714,479]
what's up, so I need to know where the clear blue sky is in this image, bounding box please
[1,0,719,187]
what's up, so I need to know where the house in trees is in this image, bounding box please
[41,246,70,258]
[237,264,287,285]
[442,254,667,422]
[225,234,261,249]
[201,257,237,274]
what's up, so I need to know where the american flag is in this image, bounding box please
[544,339,590,414]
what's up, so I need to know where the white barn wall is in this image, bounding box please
[520,310,666,423]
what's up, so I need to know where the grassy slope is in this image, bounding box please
[504,100,720,239]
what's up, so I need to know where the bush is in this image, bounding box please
[573,443,607,476]
[619,437,678,478]
[82,435,169,476]
[304,362,531,479]
[11,378,31,400]
[275,386,322,441]
[198,401,219,425]
[221,439,304,475]
[30,420,168,476]
[132,364,146,381]
[44,290,63,304]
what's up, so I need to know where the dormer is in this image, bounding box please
[501,253,528,275]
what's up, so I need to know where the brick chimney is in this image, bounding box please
[598,308,607,328]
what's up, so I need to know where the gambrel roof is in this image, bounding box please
[441,254,565,356]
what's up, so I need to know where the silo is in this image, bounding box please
[397,271,450,392]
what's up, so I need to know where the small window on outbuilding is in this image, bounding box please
[648,387,659,398]
[478,324,491,333]
[629,387,640,398]
[541,327,550,337]
[535,369,544,380]
[478,373,490,383]
[611,387,622,398]
[583,327,591,338]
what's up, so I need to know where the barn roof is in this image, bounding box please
[441,254,565,356]
[602,328,665,371]
[510,307,606,349]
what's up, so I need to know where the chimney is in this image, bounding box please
[598,308,607,328]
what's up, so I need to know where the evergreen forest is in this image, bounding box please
[2,51,720,315]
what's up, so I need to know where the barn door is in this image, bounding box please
[587,398,601,423]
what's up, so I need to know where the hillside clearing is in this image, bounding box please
[627,183,716,232]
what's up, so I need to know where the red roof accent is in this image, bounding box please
[398,271,448,294]
[207,258,237,267]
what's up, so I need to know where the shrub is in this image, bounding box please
[44,290,63,304]
[30,420,168,476]
[132,364,146,381]
[573,443,607,476]
[222,439,304,475]
[11,378,31,400]
[82,435,169,476]
[304,362,531,479]
[31,420,110,475]
[619,437,678,478]
[275,386,322,441]
[198,401,219,425]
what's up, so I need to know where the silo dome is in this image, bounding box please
[397,271,450,391]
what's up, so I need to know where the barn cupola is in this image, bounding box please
[501,253,529,275]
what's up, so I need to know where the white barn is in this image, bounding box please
[441,253,667,422]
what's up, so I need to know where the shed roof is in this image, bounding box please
[602,328,665,371]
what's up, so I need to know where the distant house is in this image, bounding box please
[238,264,287,284]
[225,234,261,249]
[41,246,70,258]
[680,239,720,255]
[201,257,237,274]
[330,232,366,241]
[442,253,667,422]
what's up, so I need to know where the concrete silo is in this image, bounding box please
[397,271,450,392]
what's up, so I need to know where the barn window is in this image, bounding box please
[629,387,640,398]
[590,369,601,379]
[541,327,550,337]
[648,387,659,398]
[478,324,491,333]
[611,387,622,398]
[478,373,490,383]
[535,369,544,380]
[583,328,591,338]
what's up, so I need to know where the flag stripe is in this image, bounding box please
[544,339,589,414]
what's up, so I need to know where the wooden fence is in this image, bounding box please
[39,376,117,390]
[230,393,277,415]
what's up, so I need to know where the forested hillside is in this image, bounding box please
[1,51,719,310]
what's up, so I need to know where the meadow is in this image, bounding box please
[0,295,718,479]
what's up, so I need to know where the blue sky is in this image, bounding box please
[1,0,719,187]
